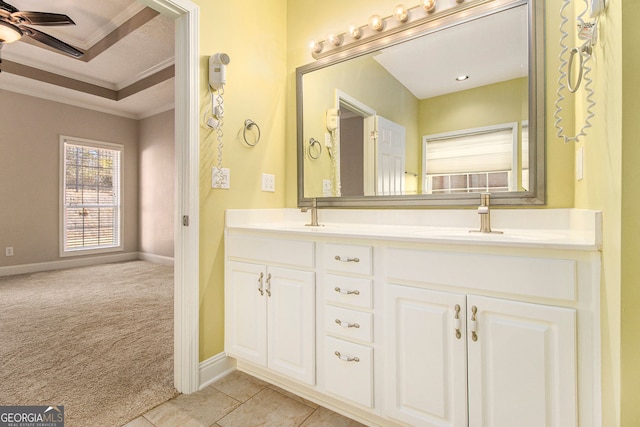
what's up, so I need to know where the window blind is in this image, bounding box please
[425,127,514,175]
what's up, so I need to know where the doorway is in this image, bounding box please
[139,0,200,394]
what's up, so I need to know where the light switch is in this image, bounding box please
[576,146,584,181]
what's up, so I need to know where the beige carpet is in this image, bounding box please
[0,261,177,427]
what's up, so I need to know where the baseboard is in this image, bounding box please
[137,252,174,266]
[199,352,236,390]
[0,252,139,277]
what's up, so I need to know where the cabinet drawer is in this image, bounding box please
[324,336,373,408]
[325,275,373,309]
[386,248,577,302]
[325,305,373,343]
[227,234,314,268]
[324,244,372,275]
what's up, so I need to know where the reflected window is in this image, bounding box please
[422,123,518,194]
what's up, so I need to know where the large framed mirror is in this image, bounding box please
[296,0,544,207]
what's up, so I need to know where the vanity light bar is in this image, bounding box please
[310,0,487,59]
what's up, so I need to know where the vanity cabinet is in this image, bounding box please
[387,285,577,427]
[224,209,601,427]
[225,234,316,385]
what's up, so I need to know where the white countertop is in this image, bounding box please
[225,208,602,251]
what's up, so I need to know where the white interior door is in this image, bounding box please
[376,116,406,195]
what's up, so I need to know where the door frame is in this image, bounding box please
[334,90,376,196]
[138,0,200,394]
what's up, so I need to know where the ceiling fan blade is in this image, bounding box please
[0,1,18,14]
[19,26,83,58]
[12,11,76,26]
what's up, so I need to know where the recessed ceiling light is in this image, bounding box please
[456,75,469,81]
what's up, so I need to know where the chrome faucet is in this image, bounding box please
[301,198,321,227]
[471,193,502,234]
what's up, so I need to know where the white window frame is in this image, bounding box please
[422,122,518,194]
[59,135,124,257]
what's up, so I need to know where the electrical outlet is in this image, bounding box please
[212,167,230,189]
[262,173,275,192]
[323,179,332,197]
[5,247,14,257]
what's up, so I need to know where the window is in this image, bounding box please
[422,123,518,194]
[60,136,123,256]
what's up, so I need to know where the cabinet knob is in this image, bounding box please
[454,304,462,339]
[265,273,272,297]
[334,255,360,263]
[335,319,360,328]
[334,287,360,295]
[471,305,478,341]
[334,351,360,362]
[257,272,264,296]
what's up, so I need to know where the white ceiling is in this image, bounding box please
[373,5,528,100]
[0,0,175,119]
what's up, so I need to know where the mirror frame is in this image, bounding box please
[296,0,545,208]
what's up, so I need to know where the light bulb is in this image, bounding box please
[310,40,323,54]
[0,21,22,43]
[455,75,469,81]
[347,24,362,39]
[420,0,436,13]
[393,4,409,22]
[327,33,342,47]
[368,14,384,32]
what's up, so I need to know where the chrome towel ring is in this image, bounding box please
[243,119,260,146]
[308,137,322,160]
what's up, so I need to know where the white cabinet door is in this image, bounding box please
[467,295,577,427]
[225,261,268,366]
[267,266,316,385]
[386,284,468,427]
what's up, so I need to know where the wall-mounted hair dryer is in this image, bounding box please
[209,52,230,89]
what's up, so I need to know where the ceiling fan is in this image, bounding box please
[0,0,83,58]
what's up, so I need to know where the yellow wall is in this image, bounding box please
[302,53,419,197]
[195,0,287,361]
[571,0,623,425]
[620,1,640,425]
[193,1,637,423]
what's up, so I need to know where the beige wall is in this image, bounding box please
[138,110,175,258]
[0,90,139,267]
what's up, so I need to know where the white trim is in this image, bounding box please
[0,252,138,277]
[138,252,175,266]
[136,0,201,395]
[199,353,237,390]
[59,136,125,257]
[334,90,377,197]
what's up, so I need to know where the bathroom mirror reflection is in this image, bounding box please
[296,0,545,207]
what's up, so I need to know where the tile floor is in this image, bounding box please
[123,370,367,427]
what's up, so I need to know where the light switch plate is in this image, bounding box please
[576,146,584,181]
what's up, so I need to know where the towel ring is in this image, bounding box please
[308,137,322,160]
[243,119,260,146]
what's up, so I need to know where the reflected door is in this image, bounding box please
[376,116,406,195]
